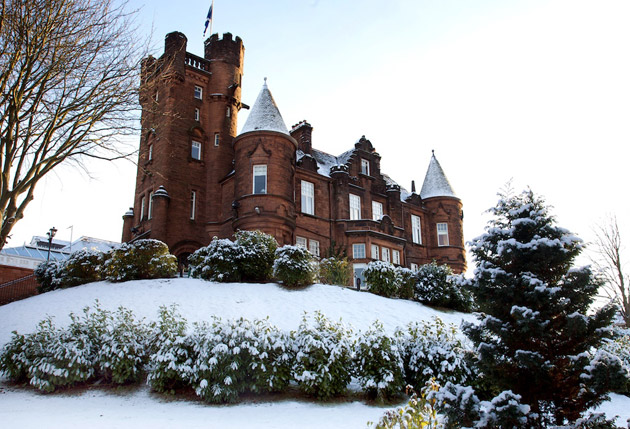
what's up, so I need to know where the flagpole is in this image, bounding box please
[204,1,214,38]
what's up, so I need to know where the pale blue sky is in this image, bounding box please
[12,0,630,266]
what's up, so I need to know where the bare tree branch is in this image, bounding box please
[0,0,144,249]
[592,215,629,326]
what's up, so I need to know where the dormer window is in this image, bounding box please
[194,85,203,100]
[361,159,370,175]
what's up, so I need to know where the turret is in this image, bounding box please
[232,80,297,245]
[420,152,466,273]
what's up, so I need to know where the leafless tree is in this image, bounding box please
[0,0,144,250]
[592,215,629,326]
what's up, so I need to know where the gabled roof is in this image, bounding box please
[239,79,289,135]
[420,152,457,199]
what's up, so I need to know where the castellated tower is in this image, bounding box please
[228,80,298,245]
[122,32,245,265]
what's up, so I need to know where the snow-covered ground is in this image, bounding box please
[0,279,628,428]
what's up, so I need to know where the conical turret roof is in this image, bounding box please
[240,79,289,135]
[420,152,457,199]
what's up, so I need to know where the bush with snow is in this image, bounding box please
[234,230,278,282]
[34,260,62,293]
[188,238,243,282]
[396,266,416,300]
[318,257,352,286]
[146,305,192,394]
[273,245,316,287]
[414,261,473,312]
[102,239,177,282]
[292,311,354,400]
[353,321,405,401]
[398,317,473,391]
[364,260,398,298]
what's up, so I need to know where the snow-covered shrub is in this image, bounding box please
[146,305,192,394]
[56,248,103,287]
[398,317,473,391]
[396,266,415,300]
[353,321,405,401]
[235,230,278,282]
[476,390,531,428]
[370,380,441,429]
[433,382,481,429]
[102,239,177,282]
[318,257,352,286]
[292,311,354,400]
[0,331,29,382]
[247,318,293,395]
[97,307,151,384]
[583,349,629,395]
[273,245,316,287]
[34,260,62,293]
[364,261,398,298]
[600,330,630,393]
[414,262,473,312]
[188,238,242,282]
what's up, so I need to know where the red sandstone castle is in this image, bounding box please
[121,32,466,285]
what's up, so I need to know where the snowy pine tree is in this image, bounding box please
[463,189,626,426]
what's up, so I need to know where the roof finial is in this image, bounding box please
[263,77,268,87]
[432,149,435,157]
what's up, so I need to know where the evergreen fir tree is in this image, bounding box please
[464,189,625,426]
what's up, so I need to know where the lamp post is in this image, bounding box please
[46,226,57,261]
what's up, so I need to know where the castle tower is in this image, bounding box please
[420,152,466,272]
[230,80,298,245]
[122,32,245,264]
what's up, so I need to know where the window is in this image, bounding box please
[352,243,366,259]
[190,191,196,220]
[361,159,370,175]
[191,141,201,160]
[437,223,449,246]
[301,180,314,215]
[392,250,400,265]
[194,85,203,100]
[253,165,267,194]
[371,244,379,259]
[194,108,200,122]
[349,194,361,220]
[309,240,320,257]
[372,201,383,221]
[148,191,154,220]
[226,106,231,118]
[411,215,422,244]
[296,236,307,249]
[214,133,220,147]
[382,247,390,263]
[148,143,153,161]
[410,263,418,271]
[140,196,146,220]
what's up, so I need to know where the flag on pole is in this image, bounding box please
[203,2,214,37]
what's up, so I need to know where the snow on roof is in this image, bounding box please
[382,174,412,202]
[420,152,457,199]
[239,79,289,136]
[311,148,355,177]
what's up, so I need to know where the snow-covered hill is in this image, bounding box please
[0,279,628,428]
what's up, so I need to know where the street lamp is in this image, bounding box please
[46,226,57,261]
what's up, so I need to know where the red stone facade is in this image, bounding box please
[122,32,466,280]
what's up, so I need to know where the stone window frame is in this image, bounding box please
[190,191,197,220]
[309,240,320,257]
[191,140,202,161]
[437,222,449,246]
[148,191,154,220]
[140,195,146,221]
[411,214,422,245]
[410,262,418,271]
[296,236,307,249]
[372,201,383,221]
[214,133,220,147]
[194,108,200,122]
[349,194,361,220]
[361,158,370,176]
[301,180,315,215]
[194,85,203,100]
[382,247,390,263]
[253,164,267,194]
[352,243,366,259]
[392,249,400,265]
[371,244,379,260]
